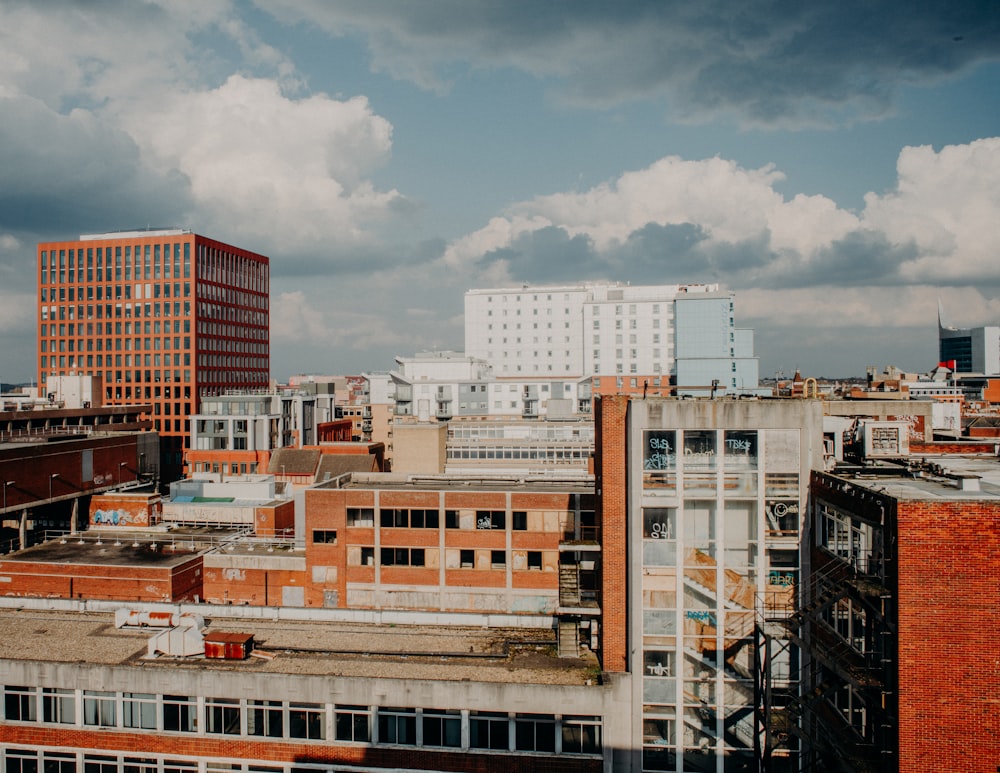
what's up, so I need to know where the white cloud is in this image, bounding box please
[124,75,404,252]
[862,138,1000,283]
[271,291,329,341]
[0,2,408,264]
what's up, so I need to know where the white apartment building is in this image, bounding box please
[465,283,761,393]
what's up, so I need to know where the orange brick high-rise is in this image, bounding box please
[37,230,269,478]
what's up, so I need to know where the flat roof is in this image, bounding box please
[0,608,593,685]
[826,456,1000,501]
[329,473,594,494]
[1,527,244,567]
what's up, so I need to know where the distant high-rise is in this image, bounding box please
[37,230,269,477]
[938,305,1000,374]
[464,282,760,393]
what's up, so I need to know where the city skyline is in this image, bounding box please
[1,2,999,382]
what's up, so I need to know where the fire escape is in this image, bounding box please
[755,553,895,773]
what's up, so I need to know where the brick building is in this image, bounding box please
[37,230,269,479]
[758,459,1000,773]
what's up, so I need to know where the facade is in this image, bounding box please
[185,385,336,476]
[938,316,1000,374]
[596,395,824,772]
[758,458,1000,773]
[444,420,594,476]
[0,605,625,773]
[464,282,761,394]
[37,230,270,477]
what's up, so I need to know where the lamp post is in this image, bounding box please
[3,481,14,513]
[118,461,127,486]
[49,473,59,501]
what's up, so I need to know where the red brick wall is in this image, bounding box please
[596,395,629,673]
[0,556,198,602]
[896,499,1000,772]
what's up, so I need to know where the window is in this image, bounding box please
[491,550,506,568]
[312,530,337,544]
[248,699,283,737]
[123,693,157,729]
[471,711,509,750]
[527,551,543,570]
[562,716,602,754]
[206,697,241,735]
[476,510,505,530]
[163,695,196,732]
[380,508,440,528]
[515,713,556,752]
[83,691,116,727]
[378,707,416,745]
[460,549,474,568]
[289,702,326,739]
[42,688,75,725]
[513,511,527,530]
[422,709,462,748]
[42,752,75,773]
[381,547,425,567]
[4,686,36,721]
[83,754,118,773]
[335,704,371,742]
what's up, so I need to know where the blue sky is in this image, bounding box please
[1,0,999,382]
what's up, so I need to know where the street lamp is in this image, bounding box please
[49,473,59,501]
[118,461,127,486]
[3,481,14,513]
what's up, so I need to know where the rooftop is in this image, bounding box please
[0,527,244,567]
[0,606,593,685]
[328,472,594,494]
[827,456,1000,501]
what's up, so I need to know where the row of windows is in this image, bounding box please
[347,507,551,531]
[348,546,550,570]
[447,447,589,461]
[1,688,599,755]
[40,283,191,303]
[40,302,191,322]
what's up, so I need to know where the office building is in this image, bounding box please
[937,303,1000,375]
[465,283,761,394]
[37,230,269,478]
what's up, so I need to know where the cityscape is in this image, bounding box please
[1,4,999,773]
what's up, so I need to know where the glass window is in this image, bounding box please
[42,688,75,725]
[470,710,509,750]
[248,699,283,737]
[123,693,157,729]
[83,691,116,727]
[163,695,196,732]
[562,715,602,754]
[514,713,556,752]
[377,707,416,745]
[643,430,677,490]
[206,697,241,735]
[682,430,717,469]
[41,752,75,773]
[335,704,371,742]
[289,702,325,739]
[422,709,461,748]
[4,686,36,722]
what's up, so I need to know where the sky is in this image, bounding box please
[1,1,999,383]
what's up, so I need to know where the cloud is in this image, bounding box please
[258,0,1000,125]
[0,1,410,274]
[436,136,1000,351]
